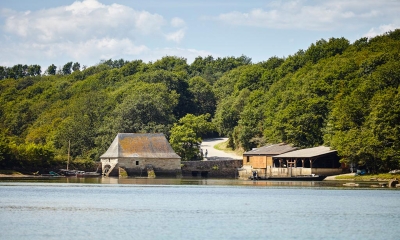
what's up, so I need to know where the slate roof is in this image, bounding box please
[100,133,181,159]
[243,143,297,156]
[273,146,337,158]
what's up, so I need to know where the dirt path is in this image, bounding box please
[200,138,241,160]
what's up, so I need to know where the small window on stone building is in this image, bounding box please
[136,161,139,166]
[246,156,250,163]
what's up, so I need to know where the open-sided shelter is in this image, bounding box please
[100,133,181,177]
[272,146,343,177]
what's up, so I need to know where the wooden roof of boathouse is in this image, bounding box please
[273,146,337,159]
[100,133,181,159]
[243,143,297,156]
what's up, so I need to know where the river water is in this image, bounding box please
[0,178,399,240]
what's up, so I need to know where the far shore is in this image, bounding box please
[1,171,399,181]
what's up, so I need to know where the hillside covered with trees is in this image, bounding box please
[1,30,399,173]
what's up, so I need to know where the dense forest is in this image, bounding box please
[1,30,399,173]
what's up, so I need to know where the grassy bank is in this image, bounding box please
[214,140,243,156]
[0,170,25,176]
[335,173,400,181]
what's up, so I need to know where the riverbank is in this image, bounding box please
[325,173,400,181]
[0,170,33,177]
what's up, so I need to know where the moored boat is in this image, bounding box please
[76,170,101,177]
[58,169,77,176]
[41,171,64,177]
[250,174,326,181]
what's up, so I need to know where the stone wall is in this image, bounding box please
[181,160,242,178]
[102,157,181,177]
[102,158,244,178]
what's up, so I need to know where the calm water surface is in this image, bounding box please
[0,178,399,240]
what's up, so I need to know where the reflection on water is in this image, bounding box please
[0,176,392,189]
[1,179,399,240]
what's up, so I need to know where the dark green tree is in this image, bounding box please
[72,62,80,72]
[62,62,73,75]
[188,76,216,116]
[46,64,57,75]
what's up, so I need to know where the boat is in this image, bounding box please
[41,171,65,177]
[76,170,101,177]
[58,169,77,176]
[57,140,77,176]
[250,174,326,181]
[343,182,360,187]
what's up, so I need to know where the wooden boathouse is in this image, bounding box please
[239,143,297,179]
[238,145,343,179]
[100,133,181,177]
[271,146,343,177]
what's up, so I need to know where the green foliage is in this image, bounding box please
[177,113,216,138]
[46,64,57,75]
[72,62,80,72]
[189,55,251,84]
[62,62,73,75]
[151,56,188,72]
[169,114,215,161]
[0,64,41,80]
[169,124,201,161]
[16,143,55,168]
[213,89,250,142]
[233,90,266,151]
[188,76,216,116]
[1,30,400,172]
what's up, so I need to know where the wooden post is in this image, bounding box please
[67,140,70,171]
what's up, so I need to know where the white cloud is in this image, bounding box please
[213,0,400,31]
[63,38,149,60]
[364,24,400,38]
[0,0,196,67]
[3,0,166,42]
[0,37,148,67]
[165,29,185,43]
[171,17,186,28]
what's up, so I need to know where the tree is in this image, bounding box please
[169,125,201,161]
[102,82,179,139]
[214,89,250,148]
[137,70,195,118]
[169,113,215,160]
[16,142,55,168]
[0,131,15,168]
[72,62,80,72]
[189,55,251,84]
[0,66,7,80]
[100,58,128,69]
[62,62,73,75]
[27,65,41,76]
[151,56,188,73]
[120,60,144,76]
[188,76,216,116]
[234,65,265,92]
[46,64,57,75]
[232,90,266,151]
[363,88,400,172]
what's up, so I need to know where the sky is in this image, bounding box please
[1,0,399,70]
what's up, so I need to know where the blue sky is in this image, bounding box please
[1,0,399,69]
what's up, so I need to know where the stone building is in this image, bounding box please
[100,133,181,177]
